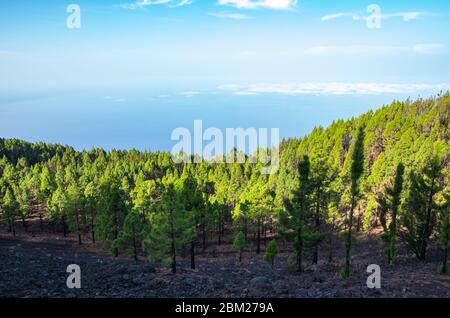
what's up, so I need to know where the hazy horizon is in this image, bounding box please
[1,0,450,150]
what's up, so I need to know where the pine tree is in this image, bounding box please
[401,155,443,260]
[146,182,195,273]
[116,210,148,261]
[47,186,69,237]
[378,162,405,264]
[438,191,449,274]
[14,178,33,231]
[264,239,279,269]
[2,188,19,237]
[232,231,247,262]
[97,175,128,257]
[342,126,365,278]
[280,155,311,272]
[84,182,98,243]
[176,167,203,270]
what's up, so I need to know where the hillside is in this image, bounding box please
[0,94,449,298]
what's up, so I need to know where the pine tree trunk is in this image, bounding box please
[297,215,303,272]
[191,240,195,270]
[132,226,138,261]
[442,244,448,274]
[442,214,448,274]
[256,218,261,254]
[244,218,248,241]
[390,207,398,265]
[328,221,334,263]
[75,209,82,245]
[21,216,27,231]
[239,251,242,262]
[218,211,222,246]
[169,206,176,274]
[313,187,321,264]
[297,226,303,272]
[264,220,267,246]
[221,218,225,237]
[113,213,119,257]
[328,239,333,263]
[91,213,95,243]
[420,177,436,260]
[344,196,355,277]
[39,211,44,232]
[11,217,16,237]
[202,218,206,250]
[62,215,67,237]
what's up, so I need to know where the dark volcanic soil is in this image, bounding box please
[0,232,449,298]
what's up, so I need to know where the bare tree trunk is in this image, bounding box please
[39,211,44,232]
[132,225,138,261]
[420,177,436,260]
[113,215,119,258]
[344,198,355,276]
[256,218,261,254]
[263,219,267,246]
[91,210,95,243]
[62,215,67,237]
[202,218,206,250]
[75,209,82,245]
[297,223,303,272]
[217,210,222,245]
[21,216,27,231]
[11,217,16,237]
[313,187,321,264]
[170,207,176,274]
[191,240,195,270]
[244,218,248,241]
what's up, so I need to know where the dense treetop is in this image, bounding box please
[0,94,449,274]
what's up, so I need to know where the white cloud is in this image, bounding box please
[238,43,445,57]
[219,83,450,96]
[172,0,193,7]
[322,11,426,22]
[209,12,251,19]
[121,0,192,10]
[180,91,201,97]
[218,0,297,10]
[103,96,127,102]
[302,44,444,56]
[321,13,351,21]
[233,91,257,96]
[412,43,444,54]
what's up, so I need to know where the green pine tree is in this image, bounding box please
[264,239,279,269]
[342,126,365,278]
[280,155,311,272]
[232,231,247,262]
[378,162,405,264]
[401,155,443,260]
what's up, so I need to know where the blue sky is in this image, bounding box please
[0,0,449,150]
[1,0,450,92]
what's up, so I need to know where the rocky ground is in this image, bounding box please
[0,230,449,298]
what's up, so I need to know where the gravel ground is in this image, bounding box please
[0,234,449,298]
